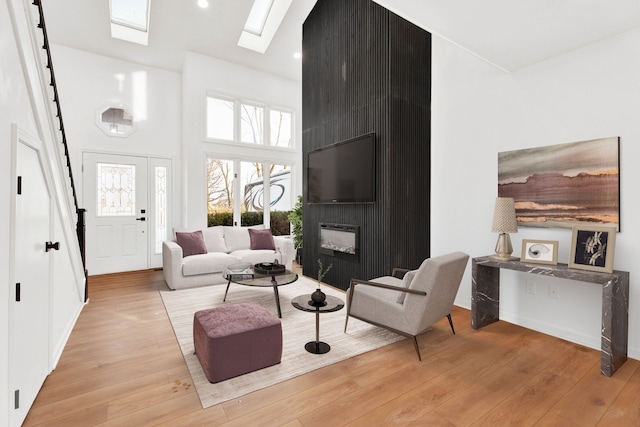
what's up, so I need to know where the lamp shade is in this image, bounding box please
[491,197,518,233]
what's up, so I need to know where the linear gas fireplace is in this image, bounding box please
[319,223,359,262]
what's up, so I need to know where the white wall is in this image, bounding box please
[50,45,182,211]
[50,207,85,363]
[53,48,303,231]
[433,28,640,359]
[2,1,88,424]
[0,2,38,422]
[182,52,303,229]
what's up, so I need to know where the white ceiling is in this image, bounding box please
[376,0,640,72]
[43,0,640,81]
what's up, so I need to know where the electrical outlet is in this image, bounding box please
[549,284,559,299]
[526,280,536,295]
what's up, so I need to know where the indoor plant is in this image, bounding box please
[288,195,303,264]
[311,259,332,305]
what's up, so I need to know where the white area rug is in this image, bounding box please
[159,276,404,408]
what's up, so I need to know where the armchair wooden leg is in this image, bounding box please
[412,336,422,361]
[344,301,352,333]
[447,313,455,335]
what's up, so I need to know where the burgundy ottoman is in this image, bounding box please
[193,302,282,383]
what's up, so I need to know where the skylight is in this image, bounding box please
[244,0,274,36]
[110,0,151,46]
[238,0,292,54]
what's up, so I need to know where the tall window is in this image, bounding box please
[241,104,264,144]
[270,109,292,147]
[205,93,294,149]
[267,164,292,211]
[207,158,293,234]
[206,97,234,140]
[207,159,235,214]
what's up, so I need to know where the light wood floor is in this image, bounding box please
[23,268,639,426]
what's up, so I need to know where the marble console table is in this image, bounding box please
[471,256,629,377]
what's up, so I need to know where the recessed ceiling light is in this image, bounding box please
[198,0,209,8]
[293,52,302,59]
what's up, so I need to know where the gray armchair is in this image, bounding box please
[344,251,469,360]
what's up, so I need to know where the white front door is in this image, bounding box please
[83,153,171,275]
[10,139,51,426]
[83,153,149,275]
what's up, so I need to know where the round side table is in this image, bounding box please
[291,294,344,354]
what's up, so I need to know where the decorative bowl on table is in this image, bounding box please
[254,262,286,275]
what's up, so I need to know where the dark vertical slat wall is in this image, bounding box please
[302,0,431,290]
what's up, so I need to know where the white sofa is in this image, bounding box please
[162,225,295,290]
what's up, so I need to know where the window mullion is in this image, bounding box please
[233,160,241,226]
[234,100,241,143]
[264,107,270,146]
[263,161,270,227]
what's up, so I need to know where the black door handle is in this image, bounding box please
[136,217,146,221]
[45,241,60,252]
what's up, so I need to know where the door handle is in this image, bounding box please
[45,241,60,252]
[136,217,146,221]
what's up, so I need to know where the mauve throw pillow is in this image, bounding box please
[248,228,276,251]
[176,230,208,257]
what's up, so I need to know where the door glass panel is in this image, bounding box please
[96,162,136,216]
[154,166,167,253]
[240,103,264,144]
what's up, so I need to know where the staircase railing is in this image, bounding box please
[32,0,88,301]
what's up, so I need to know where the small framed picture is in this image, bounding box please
[569,224,617,273]
[521,239,559,265]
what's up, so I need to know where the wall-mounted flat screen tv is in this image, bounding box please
[307,132,375,204]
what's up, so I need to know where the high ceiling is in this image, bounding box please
[43,0,640,81]
[377,0,640,72]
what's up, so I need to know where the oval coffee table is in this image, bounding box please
[223,264,298,318]
[291,294,344,354]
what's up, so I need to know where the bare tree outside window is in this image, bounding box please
[239,161,262,213]
[205,95,294,233]
[241,104,264,144]
[206,95,292,148]
[207,159,234,213]
[270,109,292,148]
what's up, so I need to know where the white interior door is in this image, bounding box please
[83,153,148,275]
[10,140,51,426]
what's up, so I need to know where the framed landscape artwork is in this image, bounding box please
[498,137,620,230]
[569,224,616,273]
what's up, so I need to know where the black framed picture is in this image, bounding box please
[569,224,616,273]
